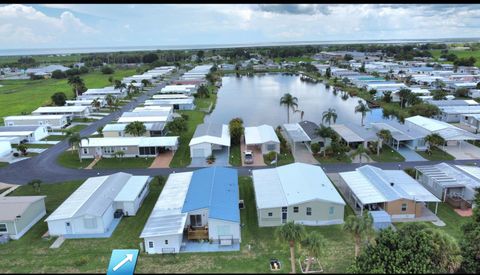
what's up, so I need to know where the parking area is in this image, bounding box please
[292,142,319,165]
[189,147,230,167]
[149,151,175,168]
[240,140,266,166]
[443,141,480,160]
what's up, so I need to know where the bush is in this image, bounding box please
[65,68,80,76]
[142,53,159,63]
[181,113,189,120]
[311,143,321,154]
[264,151,277,162]
[51,92,67,106]
[101,66,114,74]
[79,66,89,74]
[51,70,66,79]
[404,167,416,179]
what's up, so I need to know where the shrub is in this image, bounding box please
[181,113,189,120]
[264,151,277,162]
[101,66,114,74]
[311,143,321,154]
[404,167,416,178]
[51,70,66,79]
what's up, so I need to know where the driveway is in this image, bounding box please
[149,151,174,168]
[188,147,230,168]
[240,139,266,167]
[292,142,319,165]
[443,141,480,160]
[395,146,426,161]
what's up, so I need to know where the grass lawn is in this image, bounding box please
[0,176,356,273]
[395,203,470,241]
[264,150,295,166]
[71,117,97,123]
[0,69,136,123]
[42,135,66,141]
[93,157,154,169]
[13,143,53,149]
[169,110,205,168]
[367,145,405,162]
[416,147,455,161]
[430,49,480,67]
[314,153,352,164]
[63,124,88,133]
[0,162,8,168]
[229,143,242,167]
[273,56,314,63]
[56,150,89,169]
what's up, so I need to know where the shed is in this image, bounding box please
[369,210,392,231]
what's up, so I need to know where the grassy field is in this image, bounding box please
[264,150,295,166]
[169,110,205,168]
[430,49,480,67]
[367,145,405,162]
[416,147,455,161]
[0,176,357,273]
[42,135,66,141]
[0,162,8,168]
[0,54,83,66]
[0,69,136,123]
[93,157,154,169]
[63,125,88,133]
[56,150,89,169]
[229,143,242,167]
[315,153,352,164]
[13,143,53,149]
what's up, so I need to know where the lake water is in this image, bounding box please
[204,73,392,127]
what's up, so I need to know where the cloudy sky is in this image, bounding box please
[1,4,480,50]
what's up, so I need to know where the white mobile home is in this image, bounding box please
[117,111,172,124]
[0,141,12,157]
[3,115,68,130]
[0,196,46,240]
[102,122,166,137]
[82,87,126,98]
[45,172,150,237]
[0,126,49,144]
[32,106,90,119]
[140,167,240,254]
[244,125,280,154]
[189,123,230,158]
[252,163,346,227]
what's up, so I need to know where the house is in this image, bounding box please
[25,65,69,77]
[79,136,179,159]
[146,94,195,110]
[66,98,106,108]
[140,167,240,254]
[45,173,151,237]
[339,165,440,219]
[282,123,313,154]
[437,105,480,123]
[82,87,126,98]
[244,125,280,154]
[415,163,480,208]
[3,115,68,130]
[0,126,49,144]
[330,123,377,149]
[160,85,197,95]
[405,115,480,147]
[468,89,480,99]
[460,114,480,133]
[370,121,427,151]
[0,141,12,157]
[117,111,172,124]
[0,196,46,239]
[252,163,345,227]
[31,106,90,119]
[189,123,230,159]
[122,74,154,84]
[102,123,166,137]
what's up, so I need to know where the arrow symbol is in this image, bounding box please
[112,254,133,272]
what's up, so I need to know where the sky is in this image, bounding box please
[1,4,480,50]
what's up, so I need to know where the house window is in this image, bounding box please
[148,241,154,248]
[83,148,89,154]
[293,207,299,213]
[329,207,335,215]
[121,147,127,151]
[0,224,7,233]
[83,217,97,229]
[164,240,168,245]
[401,203,407,212]
[267,144,276,151]
[268,212,273,217]
[306,207,312,216]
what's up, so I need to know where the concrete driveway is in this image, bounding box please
[149,151,174,168]
[240,140,266,166]
[395,146,426,161]
[292,142,319,165]
[443,141,480,160]
[188,147,230,168]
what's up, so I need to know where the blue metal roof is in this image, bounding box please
[182,167,239,223]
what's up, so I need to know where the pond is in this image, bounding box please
[205,73,393,127]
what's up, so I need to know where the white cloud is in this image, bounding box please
[0,4,97,48]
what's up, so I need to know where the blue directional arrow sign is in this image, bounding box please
[107,249,139,275]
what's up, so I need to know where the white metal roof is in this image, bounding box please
[330,124,365,143]
[32,106,88,113]
[252,163,345,209]
[4,114,67,121]
[340,171,387,205]
[133,106,172,113]
[245,125,280,145]
[0,196,46,221]
[140,172,192,238]
[81,137,178,147]
[416,163,478,189]
[152,94,190,99]
[283,123,311,142]
[406,115,479,140]
[114,176,151,202]
[189,124,230,147]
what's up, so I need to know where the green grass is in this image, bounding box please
[56,150,89,169]
[416,147,455,161]
[93,157,154,169]
[12,143,53,149]
[264,150,295,166]
[273,56,314,63]
[71,117,97,123]
[0,69,136,123]
[0,176,357,273]
[430,49,480,67]
[0,162,8,168]
[0,54,83,66]
[395,203,470,241]
[314,153,352,164]
[367,145,405,162]
[229,144,242,167]
[62,124,88,133]
[169,110,205,168]
[42,135,66,141]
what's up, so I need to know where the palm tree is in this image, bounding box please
[125,121,147,137]
[351,144,368,164]
[406,92,421,107]
[91,98,101,111]
[376,129,392,156]
[301,232,326,273]
[17,143,28,156]
[322,108,338,126]
[294,109,305,121]
[68,75,85,97]
[141,79,151,89]
[354,100,371,126]
[316,124,335,157]
[67,133,89,162]
[114,80,127,93]
[397,88,411,109]
[280,93,298,123]
[276,222,306,274]
[424,133,445,154]
[343,213,373,258]
[127,82,136,96]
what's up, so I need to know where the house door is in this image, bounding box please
[190,215,202,227]
[281,207,288,224]
[65,222,72,234]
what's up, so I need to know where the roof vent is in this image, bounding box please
[390,182,394,187]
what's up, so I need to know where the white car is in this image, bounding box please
[244,150,254,164]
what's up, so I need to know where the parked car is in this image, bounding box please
[244,150,253,164]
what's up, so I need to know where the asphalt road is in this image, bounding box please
[2,74,480,185]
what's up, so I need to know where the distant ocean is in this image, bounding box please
[1,38,479,57]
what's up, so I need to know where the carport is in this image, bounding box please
[282,123,311,154]
[330,124,366,148]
